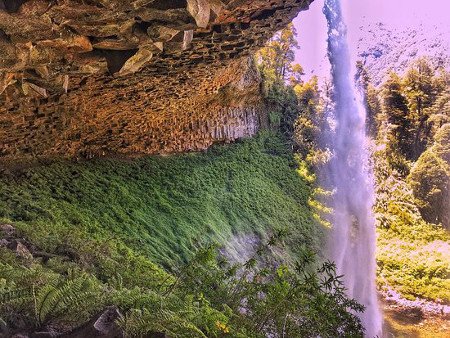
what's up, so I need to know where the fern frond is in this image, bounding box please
[0,287,32,305]
[34,274,103,327]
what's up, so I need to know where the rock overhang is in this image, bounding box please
[0,0,313,161]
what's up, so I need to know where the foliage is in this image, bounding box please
[255,23,301,85]
[356,61,380,136]
[380,71,414,162]
[0,133,366,336]
[255,25,326,163]
[0,133,318,269]
[380,58,449,162]
[373,145,450,302]
[265,83,300,138]
[255,24,308,140]
[256,31,331,234]
[376,58,450,229]
[408,124,450,229]
[293,76,323,157]
[339,58,450,303]
[168,236,365,338]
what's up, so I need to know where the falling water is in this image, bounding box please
[323,0,383,336]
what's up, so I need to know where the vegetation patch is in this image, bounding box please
[0,132,319,268]
[0,132,366,337]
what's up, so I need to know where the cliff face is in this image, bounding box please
[357,22,450,86]
[0,0,313,161]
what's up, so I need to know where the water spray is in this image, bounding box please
[323,0,383,336]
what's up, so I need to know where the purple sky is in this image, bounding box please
[293,0,449,79]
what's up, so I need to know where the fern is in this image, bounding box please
[117,308,209,338]
[0,287,32,306]
[0,262,59,289]
[33,274,104,328]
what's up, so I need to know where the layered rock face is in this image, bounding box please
[0,0,312,161]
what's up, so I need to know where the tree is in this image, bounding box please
[403,58,437,158]
[289,63,305,87]
[255,24,304,139]
[293,76,321,157]
[408,123,450,229]
[380,71,413,161]
[256,23,299,84]
[427,69,450,138]
[356,61,379,136]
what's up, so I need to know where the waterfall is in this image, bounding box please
[323,0,383,336]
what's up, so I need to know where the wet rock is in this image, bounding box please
[187,0,211,28]
[35,65,50,79]
[31,331,59,338]
[147,25,180,41]
[183,30,194,50]
[0,72,17,95]
[17,0,50,17]
[22,82,48,98]
[0,11,55,42]
[92,39,139,51]
[15,242,33,259]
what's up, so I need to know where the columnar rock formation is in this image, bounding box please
[0,0,312,161]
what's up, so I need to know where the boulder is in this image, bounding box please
[14,242,33,260]
[62,306,123,338]
[0,223,15,235]
[118,48,153,76]
[187,0,211,28]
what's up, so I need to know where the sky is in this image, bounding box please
[293,0,450,79]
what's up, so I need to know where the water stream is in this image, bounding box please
[323,0,383,336]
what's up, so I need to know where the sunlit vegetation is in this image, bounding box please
[0,133,317,268]
[374,147,450,302]
[366,58,450,302]
[0,132,365,336]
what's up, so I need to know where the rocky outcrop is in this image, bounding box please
[357,22,450,86]
[0,0,313,161]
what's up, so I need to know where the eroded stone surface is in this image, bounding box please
[0,0,313,161]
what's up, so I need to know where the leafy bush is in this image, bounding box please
[172,239,364,338]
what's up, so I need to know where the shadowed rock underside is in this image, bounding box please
[0,0,312,161]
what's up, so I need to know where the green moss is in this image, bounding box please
[0,132,319,268]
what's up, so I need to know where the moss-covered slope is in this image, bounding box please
[0,132,318,268]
